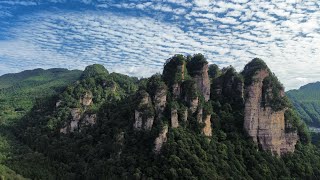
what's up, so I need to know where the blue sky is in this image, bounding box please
[0,0,319,90]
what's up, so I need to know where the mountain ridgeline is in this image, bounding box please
[2,55,319,179]
[287,82,320,128]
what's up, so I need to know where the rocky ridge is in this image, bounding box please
[242,59,298,155]
[133,56,298,155]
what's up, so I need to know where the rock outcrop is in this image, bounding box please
[70,108,81,132]
[203,115,212,137]
[154,86,167,119]
[190,63,210,101]
[81,91,93,106]
[154,125,168,154]
[243,68,298,155]
[171,108,179,128]
[134,90,155,131]
[60,109,97,134]
[187,55,210,101]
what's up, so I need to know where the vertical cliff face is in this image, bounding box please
[134,90,155,131]
[171,108,179,128]
[154,125,168,154]
[243,59,298,155]
[203,115,212,137]
[187,55,211,102]
[154,86,167,119]
[163,55,186,99]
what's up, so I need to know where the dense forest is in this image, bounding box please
[287,82,320,128]
[0,55,320,179]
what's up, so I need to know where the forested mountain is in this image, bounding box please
[0,68,81,179]
[287,82,320,127]
[1,55,320,179]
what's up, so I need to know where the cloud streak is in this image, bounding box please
[0,0,319,90]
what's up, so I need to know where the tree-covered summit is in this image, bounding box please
[80,64,109,79]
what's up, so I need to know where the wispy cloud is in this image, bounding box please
[0,0,319,90]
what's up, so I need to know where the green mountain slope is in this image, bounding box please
[0,68,82,179]
[0,68,82,124]
[6,55,319,179]
[287,82,320,127]
[1,56,320,179]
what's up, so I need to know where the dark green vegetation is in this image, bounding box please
[287,82,320,127]
[0,68,82,124]
[0,55,320,179]
[0,68,82,179]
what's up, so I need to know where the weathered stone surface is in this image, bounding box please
[190,64,210,101]
[154,87,167,117]
[154,125,168,154]
[244,69,298,155]
[70,108,81,132]
[197,108,203,123]
[60,126,68,134]
[56,100,62,108]
[81,91,93,106]
[190,97,199,114]
[144,117,154,130]
[182,109,188,122]
[203,115,212,137]
[244,69,269,141]
[171,108,179,128]
[172,83,181,98]
[134,91,155,131]
[134,110,143,130]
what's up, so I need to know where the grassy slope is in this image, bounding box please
[287,82,320,127]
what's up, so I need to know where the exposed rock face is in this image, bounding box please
[190,64,210,101]
[134,110,143,130]
[189,97,199,114]
[203,115,212,137]
[172,83,181,98]
[134,91,155,131]
[197,108,203,123]
[70,108,81,132]
[56,100,62,108]
[81,92,93,106]
[171,108,179,128]
[154,87,167,118]
[162,56,185,99]
[182,109,188,122]
[60,108,82,133]
[154,125,168,154]
[244,69,298,155]
[144,117,154,130]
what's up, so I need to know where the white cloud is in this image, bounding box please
[0,0,320,90]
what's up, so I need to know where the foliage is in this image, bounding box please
[208,64,221,79]
[80,64,109,79]
[242,58,269,86]
[186,53,208,77]
[162,54,187,87]
[287,82,320,127]
[262,75,290,111]
[0,61,320,179]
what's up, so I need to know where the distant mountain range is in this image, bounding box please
[287,82,320,128]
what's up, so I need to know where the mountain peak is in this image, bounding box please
[81,64,109,79]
